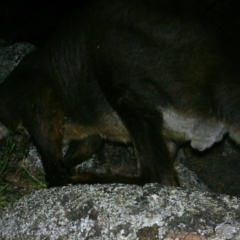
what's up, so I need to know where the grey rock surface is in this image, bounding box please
[0,123,8,141]
[0,41,36,140]
[23,144,44,172]
[0,41,36,83]
[0,184,240,240]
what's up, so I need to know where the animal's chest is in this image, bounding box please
[161,108,227,151]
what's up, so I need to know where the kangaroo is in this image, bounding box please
[0,0,237,187]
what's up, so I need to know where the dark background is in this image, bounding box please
[0,0,88,46]
[0,0,239,47]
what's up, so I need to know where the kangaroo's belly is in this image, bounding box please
[161,108,228,151]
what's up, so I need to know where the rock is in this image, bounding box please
[0,124,8,141]
[181,138,240,196]
[0,41,36,140]
[22,144,43,172]
[0,41,36,83]
[0,184,240,239]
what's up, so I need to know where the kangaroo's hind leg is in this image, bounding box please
[24,101,75,187]
[66,92,179,186]
[114,94,179,186]
[64,135,103,167]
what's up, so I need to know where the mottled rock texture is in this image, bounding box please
[1,184,240,239]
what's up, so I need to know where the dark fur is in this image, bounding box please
[0,0,238,187]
